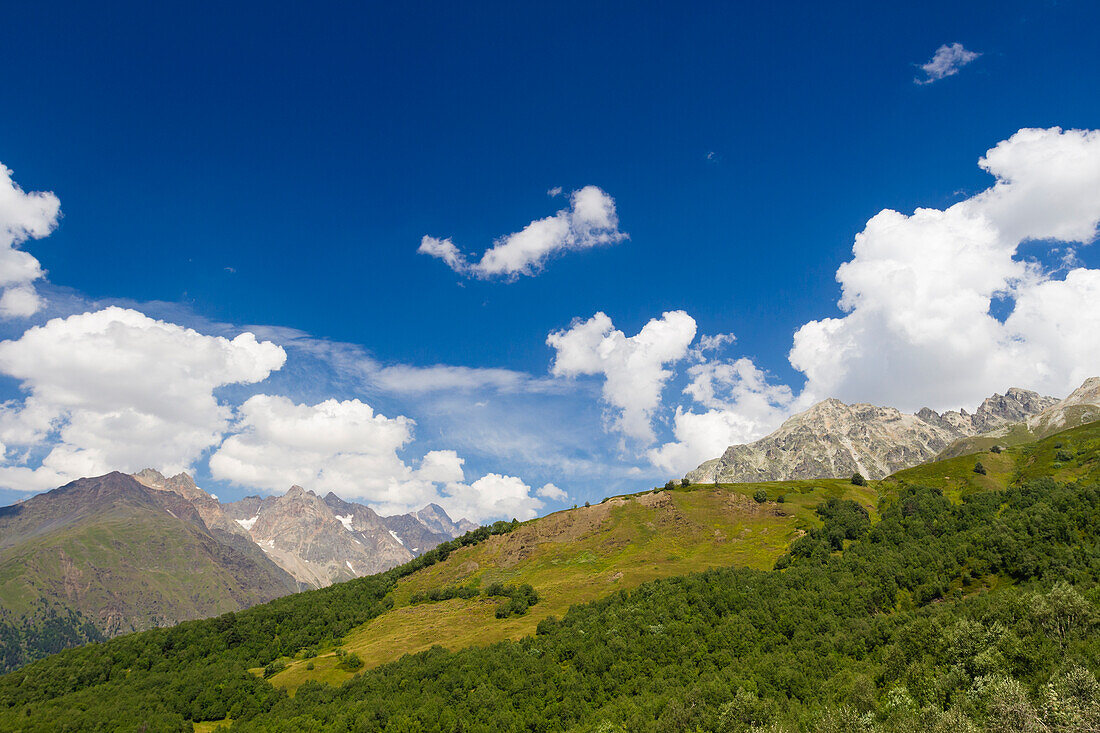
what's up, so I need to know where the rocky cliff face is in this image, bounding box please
[686,388,1057,484]
[938,377,1100,459]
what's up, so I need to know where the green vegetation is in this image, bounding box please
[0,519,520,730]
[3,423,1100,730]
[205,479,1100,731]
[267,479,871,691]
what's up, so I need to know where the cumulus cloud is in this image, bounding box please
[419,186,627,279]
[648,357,800,473]
[915,42,980,84]
[0,163,61,317]
[209,394,545,521]
[547,311,697,444]
[0,307,286,490]
[536,482,569,501]
[636,127,1100,476]
[790,126,1100,410]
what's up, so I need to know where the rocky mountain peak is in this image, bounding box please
[687,385,1059,485]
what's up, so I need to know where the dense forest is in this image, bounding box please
[2,471,1100,730]
[0,601,104,673]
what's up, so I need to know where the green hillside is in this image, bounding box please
[0,473,298,671]
[271,478,876,690]
[887,419,1100,499]
[937,403,1100,460]
[1,427,1099,731]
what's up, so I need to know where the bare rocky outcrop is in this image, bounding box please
[686,387,1057,484]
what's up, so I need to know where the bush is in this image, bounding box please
[851,472,866,486]
[753,490,768,503]
[664,480,676,491]
[991,445,1003,454]
[777,494,786,503]
[974,462,987,475]
[680,478,690,487]
[1056,450,1073,462]
[341,652,363,671]
[262,659,286,678]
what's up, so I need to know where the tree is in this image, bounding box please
[851,473,866,486]
[753,490,768,503]
[680,478,690,487]
[974,462,987,475]
[664,480,676,491]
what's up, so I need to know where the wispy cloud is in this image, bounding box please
[915,42,981,85]
[419,186,627,280]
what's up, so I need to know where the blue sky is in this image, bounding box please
[0,1,1099,519]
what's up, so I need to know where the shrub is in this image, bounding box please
[664,480,676,491]
[850,472,866,486]
[991,445,1003,454]
[777,494,786,504]
[753,490,768,503]
[681,478,690,487]
[974,462,987,475]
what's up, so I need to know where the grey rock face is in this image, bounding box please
[686,388,1057,484]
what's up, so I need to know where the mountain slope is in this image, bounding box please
[270,477,875,690]
[686,387,1055,484]
[937,376,1100,459]
[3,424,1100,731]
[0,473,298,670]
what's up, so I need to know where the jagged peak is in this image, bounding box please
[133,468,166,482]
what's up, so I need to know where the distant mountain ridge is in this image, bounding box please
[0,469,476,670]
[133,469,474,589]
[0,472,299,670]
[686,386,1059,484]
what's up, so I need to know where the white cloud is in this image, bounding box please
[536,482,569,501]
[694,332,737,354]
[547,311,697,444]
[419,186,627,279]
[0,286,43,318]
[626,128,1100,476]
[0,163,61,317]
[915,42,980,84]
[648,357,800,473]
[0,307,286,490]
[368,363,557,395]
[790,126,1100,411]
[440,473,544,522]
[209,394,544,522]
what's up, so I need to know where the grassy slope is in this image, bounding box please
[274,425,1100,692]
[272,478,876,691]
[887,419,1100,500]
[937,404,1100,460]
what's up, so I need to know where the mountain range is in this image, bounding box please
[684,383,1097,484]
[0,469,473,670]
[5,417,1100,731]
